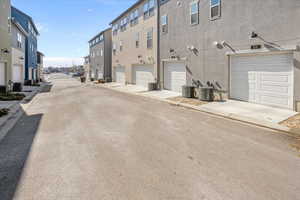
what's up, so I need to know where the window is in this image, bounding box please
[17,33,22,48]
[146,28,153,49]
[113,43,117,55]
[119,41,123,51]
[161,15,168,33]
[130,9,139,26]
[112,24,119,35]
[135,32,139,48]
[99,34,104,41]
[100,49,103,56]
[144,0,155,19]
[190,1,199,25]
[96,37,99,43]
[120,17,128,31]
[210,0,221,19]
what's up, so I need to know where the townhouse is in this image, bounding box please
[159,0,300,111]
[11,18,27,85]
[0,0,12,91]
[110,0,158,88]
[11,6,39,84]
[89,28,112,81]
[37,51,44,81]
[83,55,90,79]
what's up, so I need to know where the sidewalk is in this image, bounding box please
[95,82,300,138]
[0,82,48,141]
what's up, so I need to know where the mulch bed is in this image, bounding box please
[167,96,208,106]
[0,93,26,101]
[280,114,300,129]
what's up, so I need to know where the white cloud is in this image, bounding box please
[87,8,93,12]
[44,57,84,68]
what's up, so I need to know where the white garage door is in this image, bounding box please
[114,66,125,84]
[0,62,5,85]
[28,67,32,80]
[230,53,294,109]
[164,62,186,93]
[12,65,23,82]
[132,65,154,88]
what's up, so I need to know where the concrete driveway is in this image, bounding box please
[0,74,299,200]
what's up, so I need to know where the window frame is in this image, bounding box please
[161,14,168,34]
[190,1,199,25]
[210,0,221,20]
[146,28,153,49]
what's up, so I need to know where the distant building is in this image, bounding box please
[110,0,158,87]
[83,56,90,79]
[88,28,112,81]
[11,6,39,83]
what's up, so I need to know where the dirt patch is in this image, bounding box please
[290,139,300,152]
[167,96,208,106]
[280,114,300,129]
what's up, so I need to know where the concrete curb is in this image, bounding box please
[0,83,47,142]
[95,83,300,139]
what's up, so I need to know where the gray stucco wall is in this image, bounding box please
[89,28,112,80]
[160,0,300,110]
[11,23,26,52]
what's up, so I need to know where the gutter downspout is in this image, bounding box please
[156,0,161,89]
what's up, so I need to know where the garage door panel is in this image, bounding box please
[164,62,186,93]
[230,53,294,109]
[133,65,154,88]
[114,66,125,84]
[13,65,23,82]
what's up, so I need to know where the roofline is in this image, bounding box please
[109,0,145,25]
[88,27,112,43]
[11,18,29,37]
[12,6,40,35]
[37,51,45,56]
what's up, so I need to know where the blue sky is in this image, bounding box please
[11,0,135,67]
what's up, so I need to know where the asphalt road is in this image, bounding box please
[0,74,300,200]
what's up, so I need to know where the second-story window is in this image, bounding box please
[113,43,117,55]
[146,28,153,49]
[161,15,168,33]
[120,41,123,51]
[17,33,22,48]
[135,32,139,48]
[144,0,155,19]
[190,1,199,25]
[210,0,221,20]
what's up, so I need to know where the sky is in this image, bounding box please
[11,0,136,67]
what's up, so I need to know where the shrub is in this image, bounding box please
[0,108,9,117]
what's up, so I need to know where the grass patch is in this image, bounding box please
[0,93,26,101]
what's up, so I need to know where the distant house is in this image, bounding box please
[11,6,39,84]
[11,18,27,85]
[88,28,112,81]
[110,0,158,87]
[0,0,11,90]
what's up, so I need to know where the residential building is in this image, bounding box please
[159,0,300,111]
[83,55,90,80]
[110,0,158,88]
[11,6,39,83]
[0,0,11,89]
[37,51,44,81]
[11,18,27,85]
[88,28,112,81]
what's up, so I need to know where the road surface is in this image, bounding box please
[0,73,299,200]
